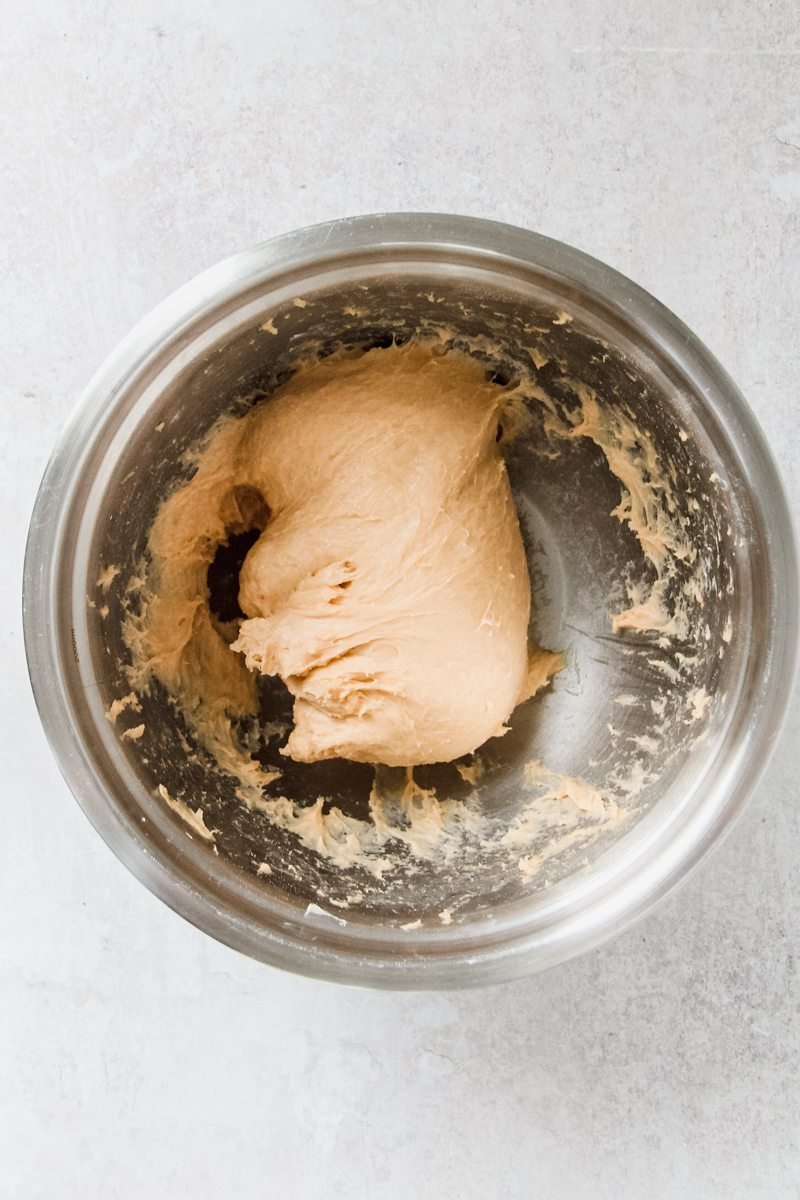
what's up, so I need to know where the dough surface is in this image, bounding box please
[230,342,531,765]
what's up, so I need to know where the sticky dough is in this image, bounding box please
[132,342,547,771]
[231,343,532,766]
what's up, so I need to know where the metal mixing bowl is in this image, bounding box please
[23,214,798,987]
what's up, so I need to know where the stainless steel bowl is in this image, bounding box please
[23,214,798,988]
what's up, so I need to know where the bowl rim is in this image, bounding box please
[23,212,800,988]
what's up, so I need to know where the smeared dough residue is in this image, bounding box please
[506,761,622,875]
[456,758,485,786]
[97,563,121,591]
[157,784,215,843]
[561,382,700,639]
[121,723,145,742]
[105,692,141,724]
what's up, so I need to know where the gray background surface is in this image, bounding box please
[2,2,799,1196]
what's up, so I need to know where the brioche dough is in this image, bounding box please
[231,343,531,765]
[128,341,545,774]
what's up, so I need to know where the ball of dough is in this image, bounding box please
[232,342,531,766]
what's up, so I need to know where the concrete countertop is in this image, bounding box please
[2,2,798,1196]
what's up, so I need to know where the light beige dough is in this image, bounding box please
[130,342,559,771]
[231,342,532,765]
